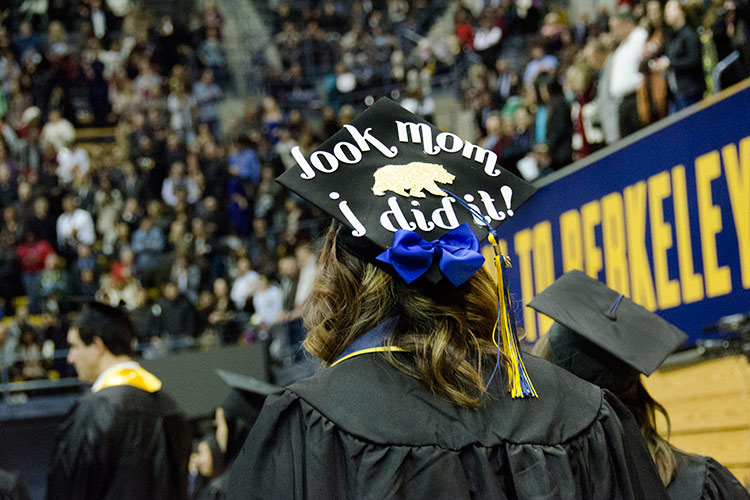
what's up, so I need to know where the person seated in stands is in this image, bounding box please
[16,230,54,314]
[97,257,143,311]
[15,323,47,381]
[40,110,75,153]
[246,273,283,343]
[26,196,57,252]
[1,315,23,378]
[56,196,95,265]
[74,267,99,300]
[1,206,23,247]
[34,253,72,311]
[131,216,166,287]
[154,281,197,342]
[207,278,239,344]
[229,258,259,313]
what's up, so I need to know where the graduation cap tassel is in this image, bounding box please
[488,234,537,399]
[442,190,536,398]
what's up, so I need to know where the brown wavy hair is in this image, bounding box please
[303,225,507,408]
[532,334,677,486]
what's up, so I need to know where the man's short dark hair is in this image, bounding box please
[73,302,134,356]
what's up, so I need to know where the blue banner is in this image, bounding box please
[495,81,750,346]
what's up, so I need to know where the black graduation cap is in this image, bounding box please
[216,369,280,398]
[276,97,537,286]
[67,297,135,339]
[67,297,128,315]
[215,369,281,418]
[215,369,281,461]
[528,270,688,393]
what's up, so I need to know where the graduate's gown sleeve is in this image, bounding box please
[0,469,31,500]
[226,387,669,500]
[46,393,118,500]
[46,386,191,500]
[667,450,750,500]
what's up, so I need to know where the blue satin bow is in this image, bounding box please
[376,223,485,286]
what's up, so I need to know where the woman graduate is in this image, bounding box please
[530,270,750,500]
[227,98,670,499]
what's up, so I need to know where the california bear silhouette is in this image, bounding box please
[372,162,455,198]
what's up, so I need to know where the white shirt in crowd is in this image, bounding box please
[56,147,90,184]
[230,269,260,310]
[161,177,200,207]
[91,9,107,39]
[294,259,317,307]
[56,208,96,247]
[252,285,284,327]
[473,26,502,51]
[41,118,76,152]
[609,26,648,98]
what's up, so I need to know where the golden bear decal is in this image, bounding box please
[372,162,455,198]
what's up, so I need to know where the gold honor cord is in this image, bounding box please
[330,346,408,367]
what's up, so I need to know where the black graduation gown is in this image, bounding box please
[227,354,670,500]
[46,385,191,500]
[0,468,30,500]
[198,471,231,500]
[667,450,750,500]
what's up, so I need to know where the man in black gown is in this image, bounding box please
[46,302,191,500]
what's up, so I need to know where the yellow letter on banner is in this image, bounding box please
[581,200,603,280]
[648,171,681,309]
[671,165,704,303]
[695,151,732,298]
[624,181,658,310]
[532,221,555,340]
[514,229,537,341]
[721,137,750,289]
[559,209,583,273]
[601,191,630,296]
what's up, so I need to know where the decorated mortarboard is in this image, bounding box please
[277,97,536,285]
[528,270,688,394]
[277,97,539,398]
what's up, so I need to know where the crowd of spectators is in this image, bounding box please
[0,0,320,392]
[451,0,749,180]
[260,0,748,183]
[0,0,748,396]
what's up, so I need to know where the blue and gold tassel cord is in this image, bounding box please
[439,190,536,398]
[485,234,537,398]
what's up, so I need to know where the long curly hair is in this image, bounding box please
[303,225,507,408]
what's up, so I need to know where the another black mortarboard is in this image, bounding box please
[215,369,281,461]
[215,369,281,419]
[68,297,131,321]
[68,298,135,353]
[528,270,687,393]
[216,369,280,399]
[276,97,537,286]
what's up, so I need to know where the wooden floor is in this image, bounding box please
[643,355,750,487]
